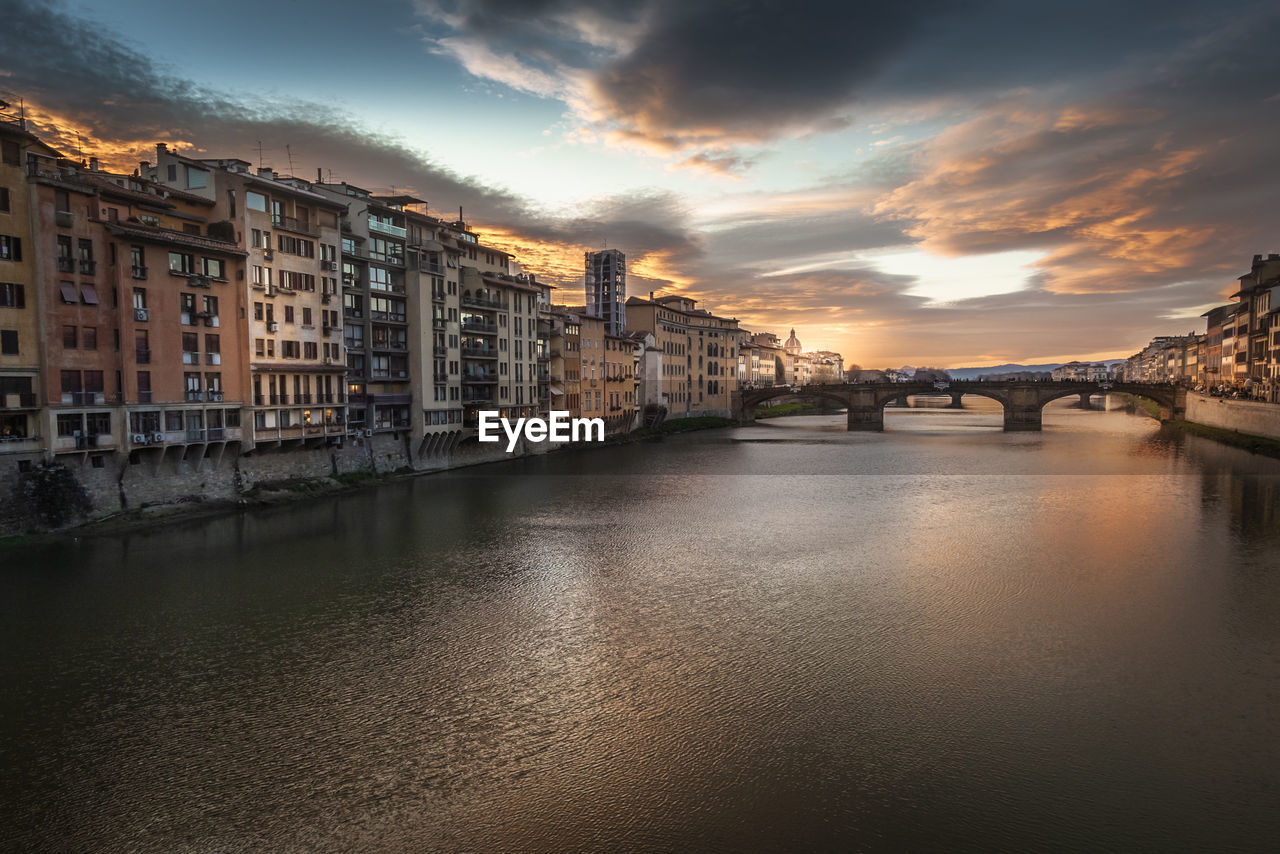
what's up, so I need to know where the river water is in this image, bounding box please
[3,399,1279,852]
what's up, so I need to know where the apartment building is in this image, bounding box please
[625,294,740,418]
[145,146,347,449]
[577,312,606,422]
[0,115,56,463]
[603,331,635,433]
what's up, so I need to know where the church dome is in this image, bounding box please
[784,328,802,352]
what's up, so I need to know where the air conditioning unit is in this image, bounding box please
[151,432,166,443]
[363,428,373,438]
[132,433,148,445]
[267,321,279,332]
[191,276,211,289]
[134,308,149,322]
[208,391,224,402]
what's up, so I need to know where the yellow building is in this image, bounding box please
[0,115,58,462]
[625,294,740,417]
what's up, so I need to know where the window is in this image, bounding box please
[0,283,24,308]
[302,307,312,326]
[169,251,194,274]
[202,295,218,317]
[1,140,19,166]
[185,165,207,189]
[62,325,77,349]
[284,305,294,324]
[0,329,16,355]
[252,265,270,286]
[253,302,264,321]
[132,288,146,310]
[277,235,315,257]
[0,187,8,212]
[246,191,267,212]
[0,235,20,262]
[304,341,317,360]
[82,327,97,350]
[202,257,225,279]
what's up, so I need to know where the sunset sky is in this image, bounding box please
[3,0,1278,367]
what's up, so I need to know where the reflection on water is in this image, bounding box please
[2,404,1279,851]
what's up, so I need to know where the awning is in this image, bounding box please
[59,282,78,304]
[80,284,99,305]
[549,384,564,396]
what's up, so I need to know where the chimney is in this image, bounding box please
[1253,254,1263,263]
[258,167,274,180]
[317,167,323,183]
[156,142,167,155]
[89,157,99,172]
[140,160,150,172]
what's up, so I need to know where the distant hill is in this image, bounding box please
[947,359,1123,380]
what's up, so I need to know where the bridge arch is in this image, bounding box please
[740,385,853,417]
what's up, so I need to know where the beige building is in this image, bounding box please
[625,294,740,418]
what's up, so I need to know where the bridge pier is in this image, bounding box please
[947,392,964,408]
[1078,392,1093,408]
[1003,408,1043,431]
[847,407,884,431]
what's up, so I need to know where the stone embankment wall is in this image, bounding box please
[1185,394,1280,441]
[0,432,542,537]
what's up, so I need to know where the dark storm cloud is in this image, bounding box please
[0,0,705,282]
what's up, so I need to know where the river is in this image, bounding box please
[3,399,1279,852]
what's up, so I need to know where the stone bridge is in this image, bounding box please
[732,381,1186,432]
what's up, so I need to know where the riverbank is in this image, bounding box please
[1,416,740,544]
[1114,391,1280,459]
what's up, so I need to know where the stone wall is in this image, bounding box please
[0,429,554,537]
[1186,393,1280,441]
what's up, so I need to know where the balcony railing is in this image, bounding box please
[1,393,38,408]
[462,321,496,335]
[462,373,497,383]
[62,391,104,405]
[368,217,407,238]
[79,260,96,275]
[132,265,148,279]
[57,257,75,273]
[272,215,318,236]
[369,311,407,323]
[462,294,507,311]
[462,347,497,359]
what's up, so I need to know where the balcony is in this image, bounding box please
[186,429,206,442]
[462,321,496,335]
[432,318,447,330]
[420,261,443,276]
[55,210,73,228]
[1,393,38,408]
[430,289,445,303]
[369,311,407,323]
[272,215,317,236]
[462,372,497,384]
[323,325,338,336]
[462,293,507,311]
[62,391,104,405]
[206,353,221,365]
[185,390,204,402]
[295,393,313,405]
[132,265,148,279]
[462,346,497,359]
[56,257,75,273]
[79,260,96,275]
[368,217,407,238]
[433,345,448,357]
[135,348,151,364]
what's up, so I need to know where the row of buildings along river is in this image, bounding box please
[0,115,845,529]
[1104,253,1280,401]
